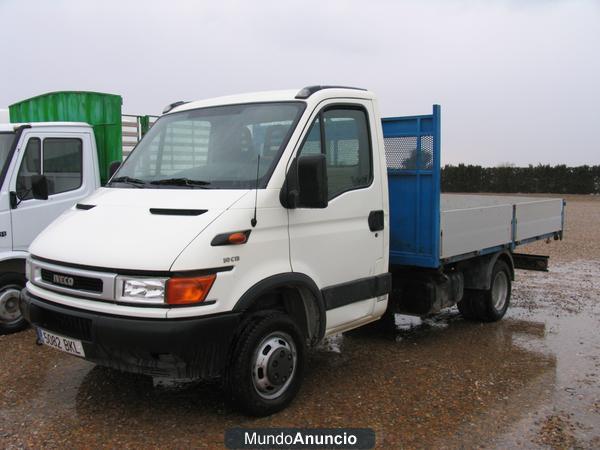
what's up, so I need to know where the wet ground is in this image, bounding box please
[1,195,599,449]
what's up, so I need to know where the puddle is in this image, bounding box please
[318,333,344,353]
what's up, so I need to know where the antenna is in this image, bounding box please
[251,155,260,227]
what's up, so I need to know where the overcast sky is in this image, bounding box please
[1,0,599,166]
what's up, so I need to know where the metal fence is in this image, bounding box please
[121,114,159,159]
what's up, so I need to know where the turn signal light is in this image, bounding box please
[211,230,251,246]
[228,232,248,245]
[166,274,216,305]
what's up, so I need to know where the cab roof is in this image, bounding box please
[0,122,92,132]
[167,86,375,115]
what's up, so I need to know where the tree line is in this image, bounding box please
[441,164,600,194]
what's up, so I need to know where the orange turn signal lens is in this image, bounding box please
[211,230,251,246]
[166,274,216,305]
[228,232,248,245]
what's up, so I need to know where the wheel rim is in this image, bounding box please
[252,331,297,400]
[491,271,509,311]
[0,285,23,325]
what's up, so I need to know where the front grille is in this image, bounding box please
[41,269,103,293]
[35,307,92,341]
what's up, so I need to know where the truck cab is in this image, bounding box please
[0,91,153,334]
[19,86,564,416]
[0,123,100,332]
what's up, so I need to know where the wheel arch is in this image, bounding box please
[0,252,28,276]
[459,250,514,291]
[496,251,515,281]
[232,272,326,347]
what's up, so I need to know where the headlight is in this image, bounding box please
[116,277,167,304]
[115,274,216,305]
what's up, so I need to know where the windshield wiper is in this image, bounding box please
[149,178,211,188]
[109,176,148,188]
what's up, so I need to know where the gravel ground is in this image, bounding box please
[0,194,598,449]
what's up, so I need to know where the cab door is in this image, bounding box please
[9,131,91,251]
[287,100,386,333]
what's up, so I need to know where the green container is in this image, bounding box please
[9,91,123,185]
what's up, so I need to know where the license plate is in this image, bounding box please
[36,328,85,358]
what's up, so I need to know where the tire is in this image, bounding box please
[0,273,28,335]
[227,311,305,416]
[458,260,511,322]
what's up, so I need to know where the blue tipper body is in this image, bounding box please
[381,105,441,269]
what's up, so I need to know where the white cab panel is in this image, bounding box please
[29,187,248,270]
[0,191,13,253]
[286,98,386,330]
[9,129,99,251]
[171,189,293,314]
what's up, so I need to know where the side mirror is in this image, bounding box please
[297,154,328,208]
[31,175,49,200]
[109,161,121,178]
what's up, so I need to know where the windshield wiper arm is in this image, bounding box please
[109,176,148,188]
[149,178,211,188]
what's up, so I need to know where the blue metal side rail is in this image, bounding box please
[382,105,441,269]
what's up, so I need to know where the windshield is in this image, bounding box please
[110,102,305,189]
[0,132,16,176]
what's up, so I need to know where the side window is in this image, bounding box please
[299,118,321,155]
[323,108,372,198]
[16,137,83,200]
[16,138,41,200]
[43,138,83,195]
[297,107,372,200]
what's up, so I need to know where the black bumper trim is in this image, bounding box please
[322,272,392,310]
[20,289,241,379]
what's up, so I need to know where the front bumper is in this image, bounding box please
[20,288,241,379]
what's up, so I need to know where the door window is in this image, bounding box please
[15,137,82,201]
[43,138,83,195]
[297,106,373,200]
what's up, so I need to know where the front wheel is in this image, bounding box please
[0,273,28,335]
[227,311,305,416]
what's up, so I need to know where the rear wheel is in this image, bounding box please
[227,311,305,416]
[458,260,511,322]
[0,273,27,335]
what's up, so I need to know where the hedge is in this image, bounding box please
[441,164,600,194]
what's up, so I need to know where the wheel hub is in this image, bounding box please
[0,287,23,324]
[266,347,293,386]
[492,271,509,310]
[252,332,297,400]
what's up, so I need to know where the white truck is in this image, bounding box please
[0,122,101,333]
[0,91,153,334]
[19,87,564,416]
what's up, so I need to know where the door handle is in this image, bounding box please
[368,210,384,232]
